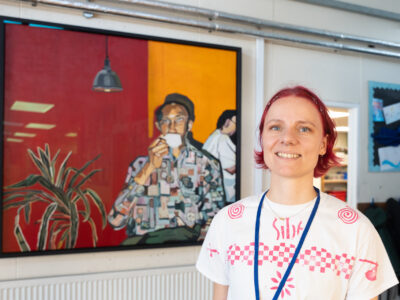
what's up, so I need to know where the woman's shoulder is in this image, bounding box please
[319,192,374,230]
[213,193,263,221]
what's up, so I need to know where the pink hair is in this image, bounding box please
[254,86,341,177]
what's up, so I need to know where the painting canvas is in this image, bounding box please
[368,81,400,172]
[0,17,241,256]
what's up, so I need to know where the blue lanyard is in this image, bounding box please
[254,187,320,300]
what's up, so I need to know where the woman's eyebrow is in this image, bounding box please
[264,119,282,124]
[297,120,317,127]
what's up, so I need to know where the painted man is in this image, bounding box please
[108,93,225,243]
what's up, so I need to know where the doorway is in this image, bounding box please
[314,103,359,209]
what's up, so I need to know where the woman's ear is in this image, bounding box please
[319,135,328,156]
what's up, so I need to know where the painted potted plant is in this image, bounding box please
[4,144,106,251]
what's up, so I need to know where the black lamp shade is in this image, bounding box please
[92,57,123,92]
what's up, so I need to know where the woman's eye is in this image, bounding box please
[299,127,311,133]
[269,125,280,131]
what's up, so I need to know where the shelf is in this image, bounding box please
[324,179,347,184]
[323,179,347,183]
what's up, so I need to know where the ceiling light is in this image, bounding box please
[4,121,23,127]
[14,132,36,138]
[25,123,56,130]
[92,36,123,93]
[65,132,78,137]
[7,138,23,143]
[11,101,54,113]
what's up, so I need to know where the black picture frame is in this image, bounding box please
[0,16,241,257]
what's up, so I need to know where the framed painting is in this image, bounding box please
[368,81,400,172]
[0,16,241,256]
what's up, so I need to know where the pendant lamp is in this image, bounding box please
[92,36,123,92]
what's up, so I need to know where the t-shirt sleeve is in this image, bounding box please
[346,219,399,300]
[196,211,229,286]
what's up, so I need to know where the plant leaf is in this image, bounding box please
[60,168,73,191]
[85,188,106,229]
[76,189,90,222]
[69,203,79,248]
[50,149,60,184]
[87,217,98,247]
[3,193,27,203]
[74,169,101,190]
[3,189,44,195]
[67,154,101,190]
[38,147,52,181]
[5,174,41,189]
[27,149,50,180]
[59,227,69,249]
[52,149,60,165]
[56,151,72,188]
[67,169,101,201]
[23,201,31,224]
[14,212,31,252]
[45,143,50,157]
[4,190,67,214]
[35,176,69,210]
[37,203,57,251]
[50,227,61,250]
[4,198,46,210]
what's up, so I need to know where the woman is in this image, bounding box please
[196,86,398,300]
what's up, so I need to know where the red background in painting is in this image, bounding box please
[3,24,152,252]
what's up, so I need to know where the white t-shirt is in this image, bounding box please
[196,192,398,300]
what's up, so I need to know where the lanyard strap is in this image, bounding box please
[253,187,320,300]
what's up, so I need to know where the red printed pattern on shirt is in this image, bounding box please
[338,207,359,224]
[226,242,355,279]
[207,243,220,257]
[272,218,304,240]
[270,271,295,298]
[228,203,245,219]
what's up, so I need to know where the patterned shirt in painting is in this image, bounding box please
[196,192,399,300]
[108,141,225,236]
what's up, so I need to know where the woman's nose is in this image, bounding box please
[280,128,297,145]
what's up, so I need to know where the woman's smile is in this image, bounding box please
[275,152,301,159]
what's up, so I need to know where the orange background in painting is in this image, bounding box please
[147,41,237,142]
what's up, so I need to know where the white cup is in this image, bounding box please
[163,133,182,148]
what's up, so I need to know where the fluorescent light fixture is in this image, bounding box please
[4,121,23,127]
[7,138,23,143]
[336,126,349,132]
[4,20,22,25]
[65,132,78,137]
[14,132,36,138]
[29,23,64,30]
[25,123,56,130]
[11,101,54,113]
[328,110,349,119]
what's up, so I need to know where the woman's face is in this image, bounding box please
[262,96,327,180]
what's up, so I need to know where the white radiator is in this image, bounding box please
[0,265,213,300]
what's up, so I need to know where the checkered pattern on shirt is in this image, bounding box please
[226,242,355,279]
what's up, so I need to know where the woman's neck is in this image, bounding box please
[267,175,317,205]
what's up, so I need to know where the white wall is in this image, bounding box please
[1,0,400,282]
